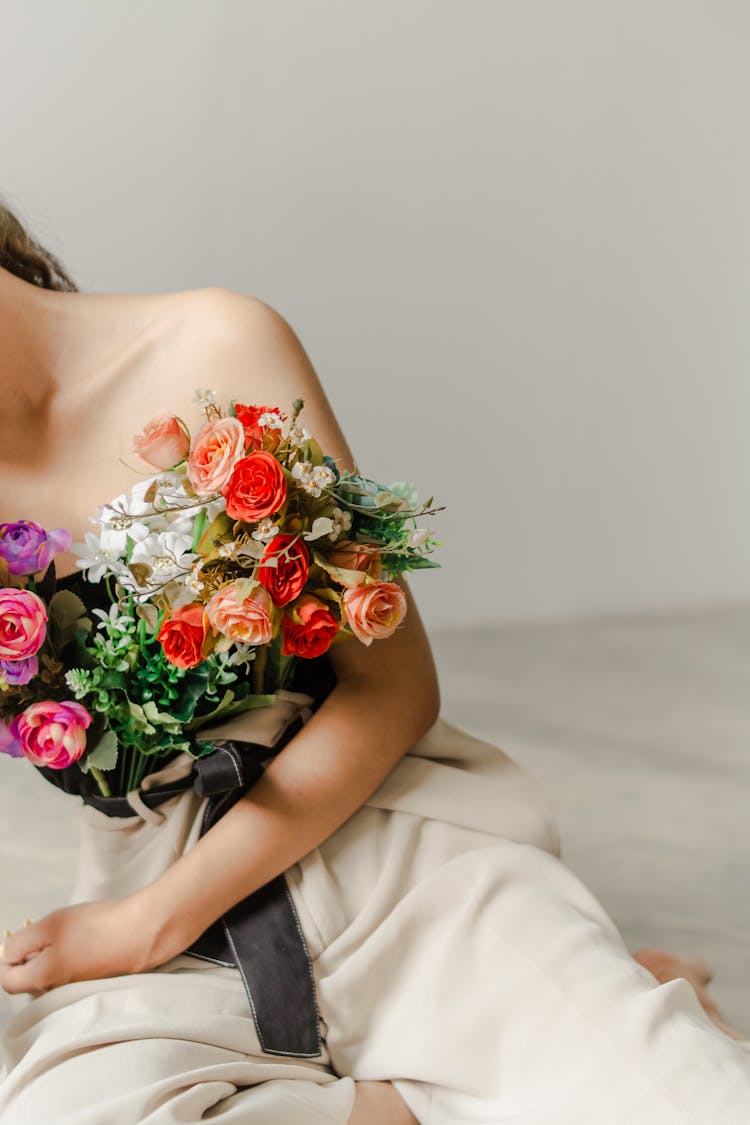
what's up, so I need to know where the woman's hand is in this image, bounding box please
[0,897,166,997]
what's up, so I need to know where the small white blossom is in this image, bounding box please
[91,603,135,634]
[287,424,310,447]
[314,465,336,489]
[257,411,284,430]
[252,518,280,542]
[327,507,353,541]
[225,643,256,668]
[291,460,336,498]
[193,387,218,406]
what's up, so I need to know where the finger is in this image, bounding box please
[0,946,51,996]
[3,923,48,966]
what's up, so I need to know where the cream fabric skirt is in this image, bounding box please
[1,700,749,1124]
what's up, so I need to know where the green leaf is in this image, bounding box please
[185,691,276,732]
[79,729,119,774]
[171,664,211,722]
[49,589,89,649]
[191,507,208,553]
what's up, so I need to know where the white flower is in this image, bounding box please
[327,507,352,541]
[129,530,198,584]
[257,411,284,430]
[225,643,256,668]
[313,465,336,489]
[193,387,218,406]
[92,603,135,633]
[291,460,336,498]
[251,518,280,542]
[71,532,129,583]
[287,424,310,447]
[291,460,317,494]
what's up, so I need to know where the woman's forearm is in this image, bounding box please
[134,675,438,967]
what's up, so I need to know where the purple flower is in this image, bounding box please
[0,520,72,577]
[0,655,39,687]
[0,718,24,759]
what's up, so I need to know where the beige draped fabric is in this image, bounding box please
[1,696,749,1123]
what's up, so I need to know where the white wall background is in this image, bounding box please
[2,1,749,629]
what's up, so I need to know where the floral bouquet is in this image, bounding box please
[0,391,442,799]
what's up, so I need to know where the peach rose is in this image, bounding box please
[132,411,191,470]
[327,539,382,585]
[0,588,47,660]
[205,581,273,647]
[342,580,407,646]
[187,416,246,498]
[11,700,92,769]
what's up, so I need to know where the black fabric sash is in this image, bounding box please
[73,717,322,1058]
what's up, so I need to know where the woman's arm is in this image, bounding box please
[0,293,441,994]
[134,292,441,968]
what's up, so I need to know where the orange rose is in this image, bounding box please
[234,403,286,451]
[157,603,207,668]
[223,451,287,523]
[256,534,309,607]
[281,595,339,658]
[187,416,246,497]
[342,580,407,646]
[132,411,191,470]
[205,582,273,646]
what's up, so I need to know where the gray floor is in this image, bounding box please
[1,603,748,1035]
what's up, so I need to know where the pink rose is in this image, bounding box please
[342,580,407,646]
[132,411,191,470]
[327,539,382,586]
[205,582,273,646]
[187,416,246,498]
[11,700,92,769]
[0,588,47,660]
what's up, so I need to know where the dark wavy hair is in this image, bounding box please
[0,198,78,292]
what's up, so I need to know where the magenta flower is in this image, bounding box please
[0,589,47,660]
[11,700,92,769]
[0,520,72,577]
[0,718,23,759]
[0,654,39,687]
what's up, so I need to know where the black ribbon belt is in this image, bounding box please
[73,714,323,1058]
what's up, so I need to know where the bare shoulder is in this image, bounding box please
[173,287,357,475]
[173,286,307,362]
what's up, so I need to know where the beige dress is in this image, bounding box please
[1,692,749,1124]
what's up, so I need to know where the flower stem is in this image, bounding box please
[90,766,112,797]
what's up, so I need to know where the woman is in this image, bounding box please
[0,201,748,1124]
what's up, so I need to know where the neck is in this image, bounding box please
[0,268,72,453]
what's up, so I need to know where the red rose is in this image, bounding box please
[223,451,287,523]
[257,534,309,607]
[234,403,286,452]
[157,603,207,668]
[282,595,339,658]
